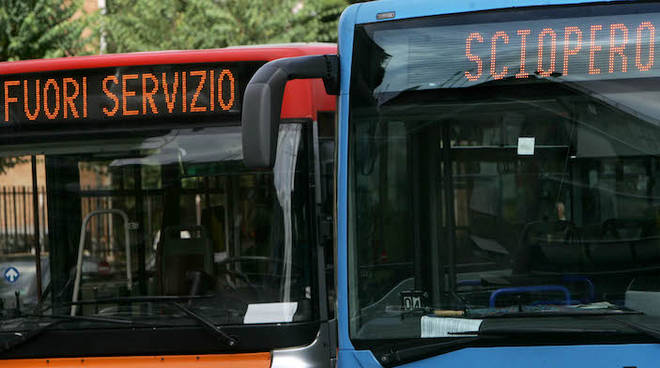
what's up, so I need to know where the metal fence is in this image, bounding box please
[0,185,163,257]
[0,186,48,255]
[0,179,227,256]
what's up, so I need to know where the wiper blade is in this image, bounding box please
[0,314,138,354]
[173,303,238,347]
[23,313,136,325]
[468,309,640,319]
[452,320,660,341]
[66,295,212,306]
[1,319,61,354]
[378,325,624,366]
[611,318,660,341]
[450,327,620,336]
[2,296,238,352]
[378,337,486,367]
[67,296,238,347]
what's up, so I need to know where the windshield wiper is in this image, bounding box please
[0,314,138,354]
[31,295,238,352]
[22,313,137,325]
[173,303,238,347]
[67,296,238,347]
[378,336,486,367]
[611,318,660,341]
[449,327,621,335]
[378,326,622,366]
[467,309,640,319]
[65,295,212,306]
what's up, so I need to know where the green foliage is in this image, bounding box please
[0,156,28,174]
[103,0,352,53]
[0,0,374,60]
[291,0,347,43]
[0,0,93,61]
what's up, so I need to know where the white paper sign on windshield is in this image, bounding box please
[421,316,483,338]
[243,302,299,324]
[517,137,536,155]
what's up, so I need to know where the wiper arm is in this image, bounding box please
[611,318,660,341]
[468,309,640,319]
[450,327,620,336]
[379,318,659,366]
[378,337,485,367]
[66,295,212,307]
[1,319,62,354]
[66,296,238,347]
[0,314,138,354]
[173,303,238,347]
[379,325,623,366]
[23,313,136,325]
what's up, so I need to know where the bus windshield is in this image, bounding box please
[348,2,660,342]
[0,123,316,330]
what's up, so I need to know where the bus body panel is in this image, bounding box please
[0,45,336,75]
[339,344,660,368]
[352,0,624,24]
[282,79,335,122]
[5,353,270,367]
[337,2,359,354]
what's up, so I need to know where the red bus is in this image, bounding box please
[0,44,336,367]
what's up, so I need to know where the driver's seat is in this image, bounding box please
[157,225,214,296]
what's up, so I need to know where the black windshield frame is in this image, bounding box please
[0,116,328,357]
[347,0,660,353]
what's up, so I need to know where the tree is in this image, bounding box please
[290,0,347,43]
[103,0,310,53]
[101,0,374,52]
[0,0,92,61]
[294,0,377,43]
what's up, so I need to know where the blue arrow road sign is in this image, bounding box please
[4,267,19,283]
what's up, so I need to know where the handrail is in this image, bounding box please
[71,209,132,316]
[489,285,571,308]
[562,275,595,303]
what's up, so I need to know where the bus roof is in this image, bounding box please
[0,43,336,75]
[0,43,336,121]
[347,0,625,24]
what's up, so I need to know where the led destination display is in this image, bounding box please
[0,62,261,124]
[369,10,660,93]
[465,20,655,81]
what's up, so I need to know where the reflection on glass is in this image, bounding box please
[348,3,660,343]
[0,124,315,330]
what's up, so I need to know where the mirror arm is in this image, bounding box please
[242,54,339,168]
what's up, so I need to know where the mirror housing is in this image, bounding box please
[242,54,339,168]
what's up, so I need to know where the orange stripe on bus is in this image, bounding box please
[3,352,271,367]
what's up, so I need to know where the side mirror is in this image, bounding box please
[242,54,339,168]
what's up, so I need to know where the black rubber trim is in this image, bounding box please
[0,321,320,359]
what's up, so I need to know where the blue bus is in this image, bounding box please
[242,1,660,367]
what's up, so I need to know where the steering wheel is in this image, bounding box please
[216,256,302,291]
[601,219,622,239]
